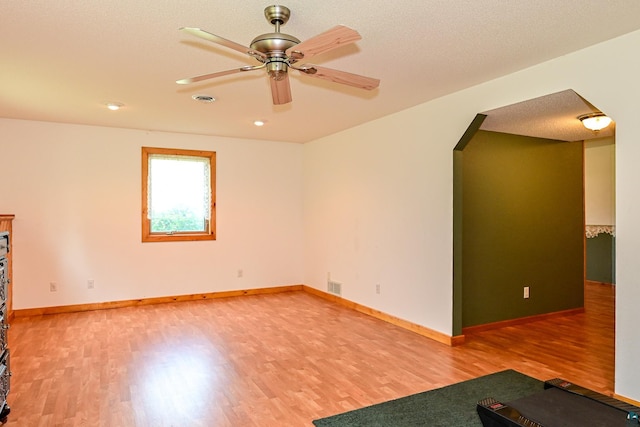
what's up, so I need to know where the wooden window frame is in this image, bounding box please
[142,146,216,242]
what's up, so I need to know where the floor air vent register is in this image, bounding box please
[327,280,342,296]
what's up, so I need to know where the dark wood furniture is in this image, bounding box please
[0,230,10,423]
[0,215,13,424]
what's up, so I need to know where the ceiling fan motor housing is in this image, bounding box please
[250,32,300,56]
[250,33,300,80]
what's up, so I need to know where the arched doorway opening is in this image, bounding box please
[453,89,615,335]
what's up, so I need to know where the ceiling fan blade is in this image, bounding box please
[270,74,292,105]
[180,27,267,60]
[176,65,263,84]
[297,64,380,91]
[286,25,361,61]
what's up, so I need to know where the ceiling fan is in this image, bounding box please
[176,5,380,105]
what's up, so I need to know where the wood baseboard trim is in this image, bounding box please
[301,285,461,346]
[13,285,304,317]
[451,335,466,346]
[462,307,585,335]
[613,393,640,407]
[13,283,461,346]
[585,280,615,287]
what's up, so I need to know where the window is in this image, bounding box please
[142,147,216,242]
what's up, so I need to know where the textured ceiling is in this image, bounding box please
[481,90,615,142]
[1,1,638,143]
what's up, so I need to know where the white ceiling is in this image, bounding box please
[2,1,638,143]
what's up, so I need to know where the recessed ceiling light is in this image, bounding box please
[254,120,266,127]
[192,94,216,103]
[106,102,123,111]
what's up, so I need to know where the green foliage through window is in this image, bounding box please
[150,207,206,233]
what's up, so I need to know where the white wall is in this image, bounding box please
[585,137,615,226]
[303,30,640,400]
[1,119,304,309]
[303,105,458,335]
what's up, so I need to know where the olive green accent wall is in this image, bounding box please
[586,233,615,284]
[460,130,584,328]
[453,114,487,335]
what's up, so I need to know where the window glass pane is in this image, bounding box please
[148,155,210,233]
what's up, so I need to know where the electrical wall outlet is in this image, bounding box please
[50,282,57,292]
[524,286,530,299]
[237,269,243,278]
[88,279,95,289]
[376,284,381,294]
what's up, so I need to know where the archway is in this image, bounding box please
[452,89,615,337]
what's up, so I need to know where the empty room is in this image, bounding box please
[1,1,639,426]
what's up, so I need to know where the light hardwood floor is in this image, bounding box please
[6,282,614,426]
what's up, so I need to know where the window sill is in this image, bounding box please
[142,233,216,243]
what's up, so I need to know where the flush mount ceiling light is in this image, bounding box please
[192,94,216,103]
[106,102,123,111]
[578,112,612,132]
[253,120,266,127]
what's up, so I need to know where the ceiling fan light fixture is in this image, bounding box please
[266,60,288,81]
[578,112,612,132]
[269,70,287,81]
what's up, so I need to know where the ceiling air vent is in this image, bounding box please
[192,94,216,103]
